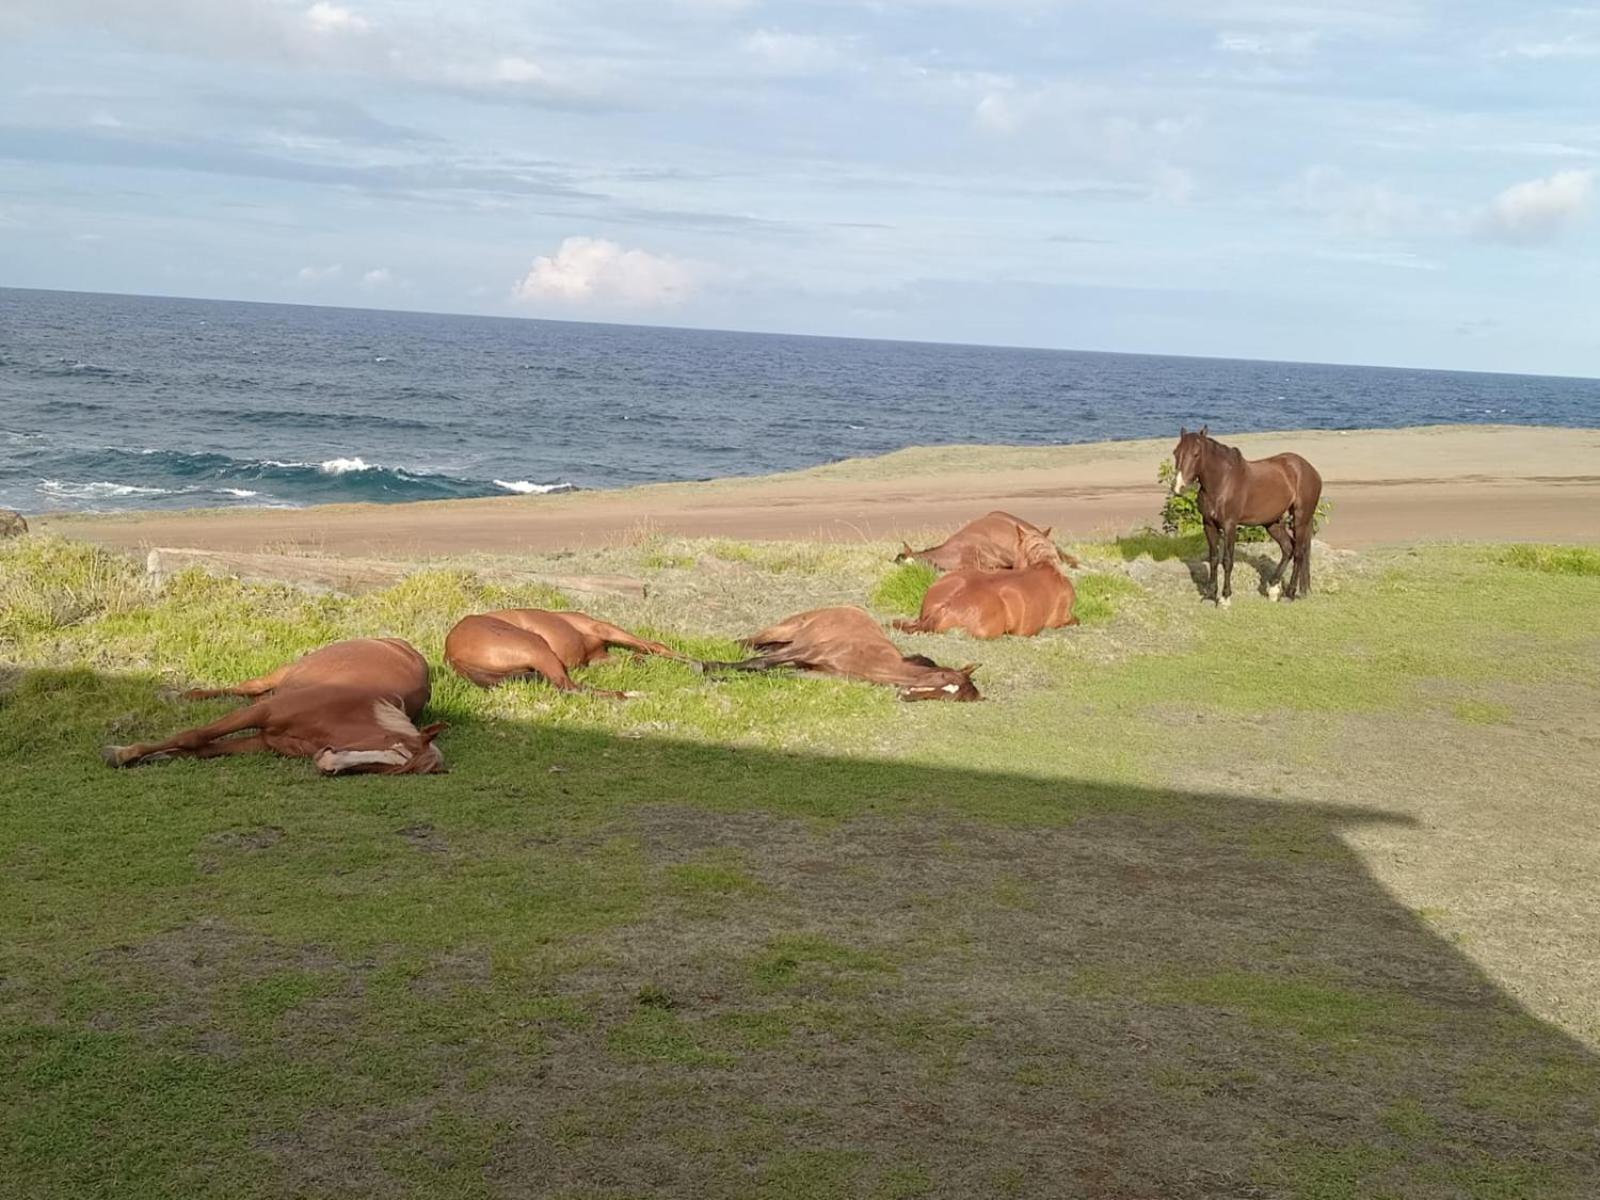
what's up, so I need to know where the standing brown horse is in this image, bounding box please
[897,511,1079,571]
[445,609,689,698]
[894,526,1077,639]
[1171,426,1323,605]
[103,638,447,774]
[707,606,980,701]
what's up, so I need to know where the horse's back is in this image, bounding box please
[282,638,428,703]
[1264,452,1322,508]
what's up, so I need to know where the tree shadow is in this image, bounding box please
[3,666,1598,1199]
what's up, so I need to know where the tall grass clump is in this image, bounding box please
[1497,545,1600,577]
[0,536,150,642]
[871,561,937,616]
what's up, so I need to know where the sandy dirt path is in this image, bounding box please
[31,425,1600,555]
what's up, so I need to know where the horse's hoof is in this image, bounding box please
[101,745,130,768]
[1218,595,1232,609]
[621,691,646,700]
[1266,584,1282,602]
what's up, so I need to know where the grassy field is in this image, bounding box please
[2,532,1599,1199]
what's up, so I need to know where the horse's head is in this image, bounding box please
[313,701,449,775]
[1172,425,1209,493]
[898,663,981,703]
[1015,524,1061,569]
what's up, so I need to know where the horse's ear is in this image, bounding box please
[1041,526,1053,539]
[1180,425,1188,435]
[959,663,980,677]
[1199,424,1208,436]
[419,722,449,742]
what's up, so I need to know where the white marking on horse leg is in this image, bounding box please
[1218,594,1231,609]
[1267,582,1282,602]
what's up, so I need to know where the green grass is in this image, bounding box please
[870,561,938,615]
[1073,571,1143,624]
[1498,544,1600,576]
[3,533,1600,1198]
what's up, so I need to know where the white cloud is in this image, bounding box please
[1477,169,1596,243]
[303,2,368,35]
[297,263,343,282]
[1287,165,1432,237]
[741,30,852,75]
[361,267,393,287]
[4,0,603,107]
[1215,29,1320,56]
[1502,36,1600,60]
[512,237,700,307]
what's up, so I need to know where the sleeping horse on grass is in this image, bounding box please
[445,609,694,698]
[705,606,980,701]
[897,510,1080,572]
[102,637,448,775]
[895,524,1077,639]
[1170,426,1323,606]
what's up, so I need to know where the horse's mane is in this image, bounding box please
[1199,433,1244,468]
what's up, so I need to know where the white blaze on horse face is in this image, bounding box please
[1171,469,1184,494]
[316,746,409,773]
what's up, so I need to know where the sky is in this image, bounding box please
[1,1,1597,377]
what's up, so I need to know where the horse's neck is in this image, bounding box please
[883,656,941,685]
[1196,440,1239,491]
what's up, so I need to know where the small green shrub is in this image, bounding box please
[1497,545,1600,577]
[1156,461,1330,542]
[872,561,938,615]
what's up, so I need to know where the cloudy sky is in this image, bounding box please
[1,1,1597,375]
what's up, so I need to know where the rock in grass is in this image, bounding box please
[0,509,27,538]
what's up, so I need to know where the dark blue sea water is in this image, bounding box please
[3,286,1597,514]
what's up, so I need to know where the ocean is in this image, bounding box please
[3,287,1597,515]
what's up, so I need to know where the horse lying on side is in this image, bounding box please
[445,609,690,698]
[707,606,980,701]
[897,511,1080,571]
[1171,425,1323,605]
[102,637,447,775]
[895,526,1077,639]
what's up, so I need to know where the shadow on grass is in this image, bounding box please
[3,666,1598,1199]
[1114,531,1290,599]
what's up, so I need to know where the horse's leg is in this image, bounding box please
[1202,517,1220,601]
[103,703,270,767]
[1296,517,1314,596]
[181,662,292,702]
[699,654,796,674]
[1264,520,1293,600]
[1219,520,1238,607]
[588,620,694,664]
[190,734,269,759]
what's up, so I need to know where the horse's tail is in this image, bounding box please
[699,655,786,674]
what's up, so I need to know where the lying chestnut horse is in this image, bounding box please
[103,638,447,775]
[898,510,1079,571]
[445,609,689,699]
[708,606,980,701]
[1171,426,1323,605]
[895,526,1076,639]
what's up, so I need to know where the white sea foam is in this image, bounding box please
[494,479,577,495]
[218,487,259,497]
[39,479,171,498]
[318,457,375,474]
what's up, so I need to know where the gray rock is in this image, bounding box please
[0,508,27,538]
